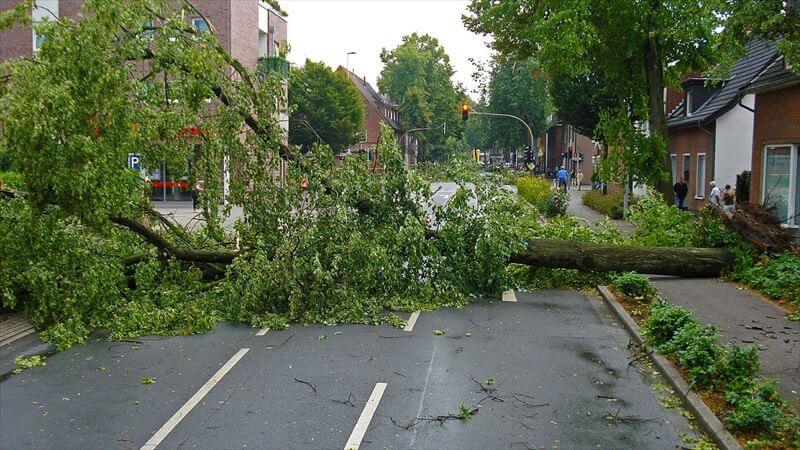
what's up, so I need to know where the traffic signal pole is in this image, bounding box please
[469,111,540,168]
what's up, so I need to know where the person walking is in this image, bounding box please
[722,184,735,212]
[708,181,722,208]
[192,179,204,210]
[576,170,584,191]
[556,166,568,193]
[673,177,688,210]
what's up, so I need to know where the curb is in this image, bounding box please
[597,285,742,450]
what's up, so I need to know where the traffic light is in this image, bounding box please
[461,103,470,122]
[524,146,533,162]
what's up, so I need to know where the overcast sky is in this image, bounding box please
[282,0,493,100]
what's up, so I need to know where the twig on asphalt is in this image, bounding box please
[377,334,415,339]
[331,392,357,407]
[628,350,653,366]
[393,371,407,378]
[293,377,317,394]
[275,333,295,348]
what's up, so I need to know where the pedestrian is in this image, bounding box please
[576,170,584,191]
[570,169,576,186]
[708,181,722,208]
[722,184,735,212]
[673,177,688,210]
[192,179,204,210]
[556,165,568,193]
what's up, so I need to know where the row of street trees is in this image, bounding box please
[463,0,800,188]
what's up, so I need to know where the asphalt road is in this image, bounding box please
[0,290,702,450]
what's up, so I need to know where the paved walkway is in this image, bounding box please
[566,188,635,235]
[565,190,800,411]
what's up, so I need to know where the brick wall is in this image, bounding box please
[749,85,800,205]
[0,0,34,61]
[668,125,715,210]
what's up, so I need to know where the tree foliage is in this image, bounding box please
[378,33,464,161]
[289,60,364,152]
[464,0,727,187]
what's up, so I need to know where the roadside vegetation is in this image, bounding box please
[582,189,627,220]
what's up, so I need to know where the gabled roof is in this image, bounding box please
[667,40,779,128]
[743,56,800,94]
[337,67,404,132]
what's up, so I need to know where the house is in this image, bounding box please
[742,55,800,236]
[0,0,288,201]
[543,120,597,183]
[666,40,777,210]
[336,67,419,168]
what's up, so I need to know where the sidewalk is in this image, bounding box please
[566,187,635,235]
[651,277,800,412]
[565,191,800,411]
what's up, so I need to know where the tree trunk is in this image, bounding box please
[508,239,733,278]
[643,1,671,198]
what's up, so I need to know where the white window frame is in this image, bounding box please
[761,144,799,228]
[682,153,691,185]
[670,154,677,184]
[685,92,693,116]
[694,153,706,199]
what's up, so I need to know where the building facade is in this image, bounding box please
[666,40,777,210]
[543,121,597,183]
[337,67,418,168]
[745,56,800,235]
[1,0,288,201]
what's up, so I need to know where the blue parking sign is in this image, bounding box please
[128,154,142,171]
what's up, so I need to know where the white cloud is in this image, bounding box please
[282,0,492,99]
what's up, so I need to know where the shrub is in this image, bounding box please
[667,322,723,389]
[720,345,760,392]
[611,272,655,299]
[628,190,696,247]
[643,301,696,348]
[542,189,569,217]
[582,189,625,219]
[0,171,24,190]
[725,380,785,433]
[740,253,800,305]
[516,175,551,211]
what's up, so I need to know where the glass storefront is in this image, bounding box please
[147,161,192,202]
[762,145,796,226]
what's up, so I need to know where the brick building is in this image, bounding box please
[543,120,597,184]
[743,56,800,235]
[666,40,777,210]
[337,67,418,168]
[1,0,288,201]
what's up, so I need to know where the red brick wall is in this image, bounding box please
[266,9,287,57]
[750,85,800,205]
[1,0,33,61]
[668,125,715,210]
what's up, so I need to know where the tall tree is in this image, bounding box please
[464,0,726,186]
[289,60,364,152]
[378,33,462,161]
[485,57,550,151]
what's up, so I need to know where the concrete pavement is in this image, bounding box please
[1,291,703,449]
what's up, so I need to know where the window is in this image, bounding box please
[762,144,799,227]
[685,92,693,116]
[33,30,46,51]
[682,154,691,185]
[192,18,210,33]
[670,154,677,184]
[695,153,706,198]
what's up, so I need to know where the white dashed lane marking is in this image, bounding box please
[343,382,388,450]
[502,290,517,302]
[403,311,421,332]
[255,327,269,336]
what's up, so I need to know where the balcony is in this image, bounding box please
[258,56,289,80]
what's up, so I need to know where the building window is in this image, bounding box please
[685,92,693,116]
[682,153,691,185]
[670,154,677,184]
[33,30,46,51]
[695,153,706,198]
[762,144,799,227]
[192,18,210,33]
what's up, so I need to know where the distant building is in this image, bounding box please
[337,67,418,168]
[543,119,597,182]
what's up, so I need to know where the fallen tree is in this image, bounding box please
[508,239,733,278]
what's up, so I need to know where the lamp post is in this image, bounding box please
[346,51,356,74]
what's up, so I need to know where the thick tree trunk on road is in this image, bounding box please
[508,239,733,278]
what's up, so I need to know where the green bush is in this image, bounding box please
[516,175,551,211]
[611,272,655,299]
[666,321,723,389]
[643,301,696,348]
[739,253,800,305]
[542,189,569,217]
[720,345,760,392]
[725,380,785,433]
[628,190,696,247]
[582,189,625,219]
[0,171,24,190]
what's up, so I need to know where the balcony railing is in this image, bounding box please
[258,56,289,80]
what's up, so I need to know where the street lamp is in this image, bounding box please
[346,51,356,74]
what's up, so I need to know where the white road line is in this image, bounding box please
[403,311,421,332]
[502,290,517,302]
[140,348,250,450]
[255,327,270,336]
[343,382,388,450]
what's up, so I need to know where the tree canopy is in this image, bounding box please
[289,60,364,152]
[378,33,464,161]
